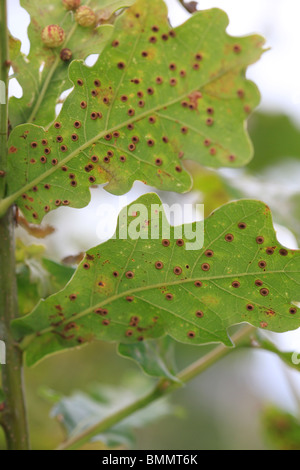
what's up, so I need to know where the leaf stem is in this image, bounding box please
[56,325,255,450]
[0,0,29,450]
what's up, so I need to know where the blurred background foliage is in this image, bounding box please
[2,0,300,451]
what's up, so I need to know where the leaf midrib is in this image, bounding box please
[25,269,289,340]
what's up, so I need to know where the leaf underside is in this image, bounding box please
[13,194,300,367]
[9,0,134,128]
[6,0,265,223]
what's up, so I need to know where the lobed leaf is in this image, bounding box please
[4,0,265,223]
[13,193,300,366]
[9,0,133,128]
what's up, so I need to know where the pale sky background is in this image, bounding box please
[6,0,300,414]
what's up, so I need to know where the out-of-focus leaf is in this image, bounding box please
[185,161,241,217]
[51,383,178,448]
[254,334,300,374]
[9,0,130,128]
[118,336,179,381]
[13,193,300,367]
[16,240,74,315]
[4,0,264,223]
[262,406,300,450]
[248,112,300,171]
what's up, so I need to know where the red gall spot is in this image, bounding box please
[237,89,245,98]
[176,239,184,247]
[181,126,188,134]
[207,107,214,115]
[152,25,159,32]
[173,266,182,275]
[55,199,61,206]
[0,170,5,177]
[30,141,38,148]
[138,100,145,108]
[9,146,17,153]
[256,236,264,244]
[77,79,84,86]
[60,145,67,152]
[117,61,125,69]
[113,132,120,138]
[41,139,48,146]
[188,331,196,339]
[225,233,234,242]
[233,44,242,53]
[127,123,134,130]
[121,95,128,102]
[149,116,156,124]
[141,51,148,57]
[290,307,297,315]
[246,304,254,311]
[170,78,177,86]
[147,139,155,147]
[279,249,288,256]
[260,288,269,296]
[162,239,170,247]
[193,63,200,70]
[107,150,114,157]
[77,337,85,344]
[180,70,186,77]
[255,280,264,287]
[120,155,126,162]
[195,53,203,61]
[204,139,211,147]
[228,155,236,162]
[128,143,136,151]
[132,136,139,143]
[238,222,247,229]
[206,118,214,126]
[30,159,36,164]
[32,212,38,219]
[244,105,251,114]
[201,263,210,272]
[90,112,98,120]
[40,156,47,163]
[91,155,98,163]
[258,260,267,269]
[74,121,81,128]
[112,40,119,47]
[155,158,163,166]
[232,281,240,288]
[104,134,112,141]
[56,136,63,143]
[147,87,154,95]
[266,247,275,255]
[83,263,90,270]
[63,200,70,206]
[44,148,51,155]
[128,109,135,116]
[161,33,168,41]
[69,294,77,301]
[155,261,164,270]
[194,281,202,287]
[102,320,110,326]
[126,296,134,302]
[156,76,163,84]
[94,79,101,87]
[260,322,268,329]
[89,176,96,183]
[54,122,61,129]
[210,148,216,156]
[80,101,87,109]
[91,90,98,97]
[51,159,58,165]
[166,293,173,301]
[169,63,176,71]
[125,330,134,337]
[178,151,184,159]
[126,271,134,279]
[205,250,214,257]
[196,311,204,318]
[149,36,157,43]
[44,184,51,189]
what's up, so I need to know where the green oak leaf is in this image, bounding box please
[13,193,300,367]
[3,0,265,223]
[262,407,300,450]
[9,0,134,128]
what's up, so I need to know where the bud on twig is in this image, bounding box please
[62,0,81,10]
[41,25,65,48]
[75,6,96,27]
[60,48,73,62]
